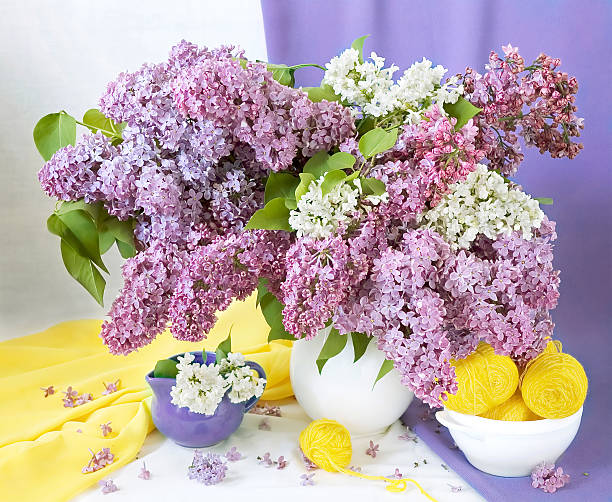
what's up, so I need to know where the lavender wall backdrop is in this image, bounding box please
[262,0,611,498]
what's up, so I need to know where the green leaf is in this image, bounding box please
[360,177,386,196]
[153,359,179,378]
[82,109,125,140]
[104,218,135,245]
[351,332,372,363]
[320,169,347,196]
[116,240,137,258]
[358,127,398,158]
[357,116,376,135]
[48,210,107,273]
[302,84,341,103]
[303,151,331,178]
[99,230,116,254]
[535,197,554,205]
[33,111,77,161]
[351,35,370,64]
[215,330,232,363]
[60,240,106,306]
[267,63,295,87]
[295,173,316,203]
[265,172,300,207]
[328,152,356,171]
[256,278,269,308]
[316,328,347,374]
[260,293,295,342]
[443,97,482,131]
[245,198,292,231]
[373,359,394,388]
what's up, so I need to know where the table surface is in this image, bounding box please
[73,399,485,502]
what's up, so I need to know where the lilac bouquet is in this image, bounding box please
[35,38,583,406]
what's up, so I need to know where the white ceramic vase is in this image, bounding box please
[290,326,414,436]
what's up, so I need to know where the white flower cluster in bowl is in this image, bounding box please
[288,176,387,239]
[423,164,545,249]
[170,352,265,415]
[322,48,462,121]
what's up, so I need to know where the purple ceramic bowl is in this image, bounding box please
[146,351,265,448]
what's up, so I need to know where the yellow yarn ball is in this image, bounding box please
[521,351,588,419]
[299,419,352,472]
[445,342,519,415]
[480,391,541,421]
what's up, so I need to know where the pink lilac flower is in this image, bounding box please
[138,462,151,480]
[277,456,288,470]
[464,46,583,176]
[387,468,403,479]
[102,380,120,395]
[300,448,318,470]
[393,106,487,205]
[188,451,227,485]
[365,441,380,458]
[300,473,315,486]
[100,422,112,437]
[531,462,570,493]
[83,448,115,473]
[41,385,55,397]
[99,479,118,494]
[225,446,242,462]
[349,465,362,473]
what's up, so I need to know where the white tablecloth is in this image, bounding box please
[74,399,485,502]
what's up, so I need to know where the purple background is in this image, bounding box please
[261,0,612,500]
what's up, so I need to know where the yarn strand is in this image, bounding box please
[299,419,437,501]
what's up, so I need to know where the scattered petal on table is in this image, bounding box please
[387,468,403,479]
[225,446,242,462]
[100,422,112,437]
[448,484,463,493]
[188,451,227,485]
[276,456,288,470]
[99,479,118,494]
[40,385,55,397]
[365,440,379,458]
[83,448,115,473]
[138,462,151,480]
[300,473,315,486]
[102,380,120,395]
[258,418,271,431]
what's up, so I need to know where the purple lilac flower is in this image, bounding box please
[225,447,242,462]
[300,473,315,486]
[99,479,118,494]
[366,441,380,458]
[300,448,318,471]
[75,393,93,406]
[398,427,418,443]
[448,484,463,493]
[83,448,115,473]
[100,422,112,437]
[257,452,275,467]
[249,404,282,417]
[531,462,570,493]
[138,462,151,480]
[188,451,227,485]
[62,386,79,407]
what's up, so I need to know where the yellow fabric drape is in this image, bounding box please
[0,294,292,501]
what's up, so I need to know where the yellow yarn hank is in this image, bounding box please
[299,419,437,501]
[444,342,519,415]
[520,344,587,419]
[480,390,542,421]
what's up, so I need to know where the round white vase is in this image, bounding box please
[290,326,414,436]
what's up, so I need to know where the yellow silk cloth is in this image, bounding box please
[0,295,292,502]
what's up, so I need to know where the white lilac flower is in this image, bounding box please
[170,352,266,414]
[322,50,463,122]
[170,353,228,415]
[322,49,399,117]
[423,164,545,249]
[289,176,387,239]
[225,364,266,403]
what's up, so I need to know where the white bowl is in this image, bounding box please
[435,407,583,477]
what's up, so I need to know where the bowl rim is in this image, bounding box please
[437,406,583,436]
